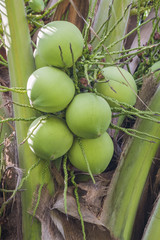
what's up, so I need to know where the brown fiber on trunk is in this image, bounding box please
[53,0,89,32]
[30,184,116,240]
[0,69,22,240]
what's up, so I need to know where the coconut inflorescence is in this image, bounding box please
[26,20,137,175]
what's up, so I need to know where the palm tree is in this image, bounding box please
[0,0,160,239]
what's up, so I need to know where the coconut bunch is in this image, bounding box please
[27,21,137,175]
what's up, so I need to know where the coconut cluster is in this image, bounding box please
[27,21,137,175]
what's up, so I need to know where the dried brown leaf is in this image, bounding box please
[135,75,157,111]
[50,210,84,240]
[52,190,104,226]
[53,0,89,32]
[52,0,70,20]
[30,182,117,240]
[77,172,113,215]
[29,186,64,240]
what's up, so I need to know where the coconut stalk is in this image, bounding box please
[0,0,54,239]
[100,84,160,240]
[141,193,160,240]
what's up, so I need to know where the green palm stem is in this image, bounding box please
[0,0,54,239]
[92,0,132,62]
[141,193,160,240]
[100,85,160,240]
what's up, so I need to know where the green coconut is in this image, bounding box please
[27,115,73,160]
[66,92,112,139]
[29,0,44,12]
[95,66,137,107]
[36,21,84,68]
[68,132,114,174]
[150,61,160,82]
[27,66,75,113]
[33,49,47,69]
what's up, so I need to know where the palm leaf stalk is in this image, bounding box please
[100,85,160,240]
[0,0,54,239]
[142,193,160,240]
[91,0,132,62]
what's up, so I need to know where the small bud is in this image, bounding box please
[101,58,106,63]
[28,23,34,32]
[79,78,88,87]
[87,44,92,53]
[154,32,160,40]
[137,52,143,58]
[97,73,104,80]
